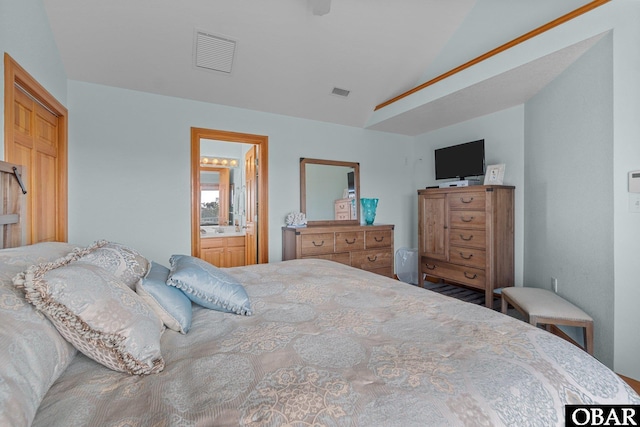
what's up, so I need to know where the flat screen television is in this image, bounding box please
[435,139,485,180]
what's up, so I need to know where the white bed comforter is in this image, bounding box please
[32,258,640,426]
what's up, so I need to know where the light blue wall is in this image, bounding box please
[609,1,640,380]
[524,34,614,366]
[67,80,415,264]
[0,0,67,156]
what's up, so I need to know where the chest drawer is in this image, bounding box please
[449,246,486,269]
[448,192,485,210]
[422,258,486,290]
[300,233,335,255]
[449,229,486,249]
[365,230,392,248]
[449,210,486,229]
[335,231,365,252]
[351,249,392,271]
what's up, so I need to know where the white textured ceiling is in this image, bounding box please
[42,0,595,131]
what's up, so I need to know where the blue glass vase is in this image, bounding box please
[360,198,379,225]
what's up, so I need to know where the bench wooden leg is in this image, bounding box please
[584,321,594,355]
[501,295,509,314]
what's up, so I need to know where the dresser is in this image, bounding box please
[418,186,514,307]
[282,224,394,278]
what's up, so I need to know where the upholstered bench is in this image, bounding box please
[501,287,594,355]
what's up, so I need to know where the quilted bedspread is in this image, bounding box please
[31,258,639,426]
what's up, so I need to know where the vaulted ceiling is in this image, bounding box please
[43,0,594,131]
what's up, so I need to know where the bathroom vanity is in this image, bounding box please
[200,226,246,268]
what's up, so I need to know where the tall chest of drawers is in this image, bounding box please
[418,186,514,307]
[282,224,395,278]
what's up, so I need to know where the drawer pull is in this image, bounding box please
[464,272,477,280]
[425,264,436,270]
[460,216,474,223]
[459,252,473,260]
[374,236,385,242]
[367,255,378,262]
[460,234,473,241]
[460,197,474,204]
[312,240,325,247]
[345,238,356,244]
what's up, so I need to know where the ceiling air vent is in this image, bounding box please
[194,30,237,74]
[331,87,350,98]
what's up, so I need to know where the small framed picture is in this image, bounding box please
[484,164,505,185]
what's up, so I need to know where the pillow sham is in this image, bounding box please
[167,255,252,315]
[136,261,192,334]
[14,254,165,376]
[0,242,78,427]
[73,240,149,289]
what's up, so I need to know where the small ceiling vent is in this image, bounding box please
[194,30,237,74]
[331,87,350,97]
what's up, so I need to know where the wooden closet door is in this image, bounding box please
[9,86,61,243]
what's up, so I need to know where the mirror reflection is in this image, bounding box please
[300,158,360,226]
[200,168,231,226]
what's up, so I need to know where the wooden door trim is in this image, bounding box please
[191,127,269,263]
[4,53,68,242]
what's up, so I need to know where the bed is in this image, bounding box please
[1,240,638,427]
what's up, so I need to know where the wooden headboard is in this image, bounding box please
[0,160,26,249]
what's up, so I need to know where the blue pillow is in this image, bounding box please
[136,262,193,333]
[167,255,252,315]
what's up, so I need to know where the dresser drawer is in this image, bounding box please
[335,211,350,221]
[304,252,351,266]
[449,246,486,269]
[449,229,486,249]
[449,210,486,229]
[448,192,485,210]
[335,231,365,252]
[351,249,392,271]
[300,233,335,255]
[422,258,486,289]
[365,230,392,248]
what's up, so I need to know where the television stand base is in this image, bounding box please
[439,179,481,188]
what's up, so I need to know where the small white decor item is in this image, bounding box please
[285,212,307,228]
[484,164,506,185]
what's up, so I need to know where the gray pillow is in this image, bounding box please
[0,242,78,427]
[167,255,252,315]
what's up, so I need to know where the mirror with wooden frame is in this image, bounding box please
[300,158,360,226]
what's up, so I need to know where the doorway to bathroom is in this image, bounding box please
[190,127,269,265]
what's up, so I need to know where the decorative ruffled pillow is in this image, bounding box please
[167,255,252,315]
[73,240,149,289]
[14,252,165,376]
[136,261,193,334]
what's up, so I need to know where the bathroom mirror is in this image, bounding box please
[200,168,231,226]
[300,158,360,226]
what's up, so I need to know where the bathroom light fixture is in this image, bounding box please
[201,156,239,168]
